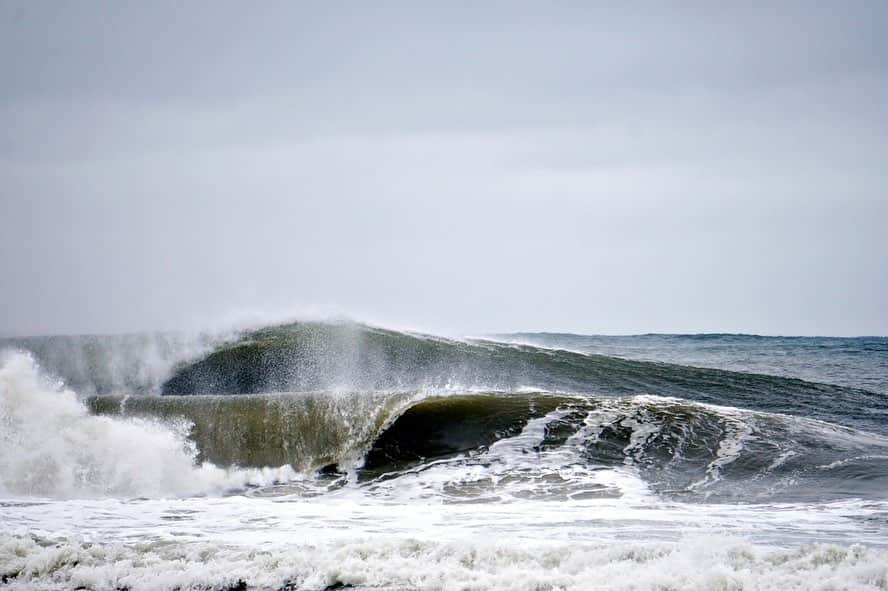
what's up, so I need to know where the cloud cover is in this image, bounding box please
[2,1,886,336]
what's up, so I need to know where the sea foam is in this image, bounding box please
[1,534,886,591]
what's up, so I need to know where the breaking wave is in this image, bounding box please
[78,390,888,503]
[154,321,888,432]
[0,351,296,498]
[3,321,887,503]
[3,321,888,590]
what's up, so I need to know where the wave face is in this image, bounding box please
[158,321,888,435]
[87,391,409,472]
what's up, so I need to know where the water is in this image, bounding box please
[1,322,887,590]
[494,332,888,394]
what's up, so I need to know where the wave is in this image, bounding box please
[87,390,411,473]
[88,389,888,503]
[4,320,887,502]
[158,321,888,434]
[343,392,888,503]
[6,321,884,435]
[495,331,888,394]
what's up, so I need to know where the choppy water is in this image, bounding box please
[1,322,887,590]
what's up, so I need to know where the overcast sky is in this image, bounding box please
[2,1,886,337]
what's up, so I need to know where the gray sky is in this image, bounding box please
[2,1,886,337]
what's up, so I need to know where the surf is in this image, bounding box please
[3,321,888,590]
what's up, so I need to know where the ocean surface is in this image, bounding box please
[1,322,887,590]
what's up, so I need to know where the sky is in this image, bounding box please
[1,1,886,337]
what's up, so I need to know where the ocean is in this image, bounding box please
[1,321,887,590]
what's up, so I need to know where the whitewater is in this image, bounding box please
[1,321,887,590]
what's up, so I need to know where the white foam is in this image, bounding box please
[354,407,653,504]
[690,416,757,490]
[0,351,298,498]
[1,533,886,591]
[818,454,888,471]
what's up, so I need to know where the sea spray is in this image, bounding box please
[0,351,295,498]
[0,331,226,396]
